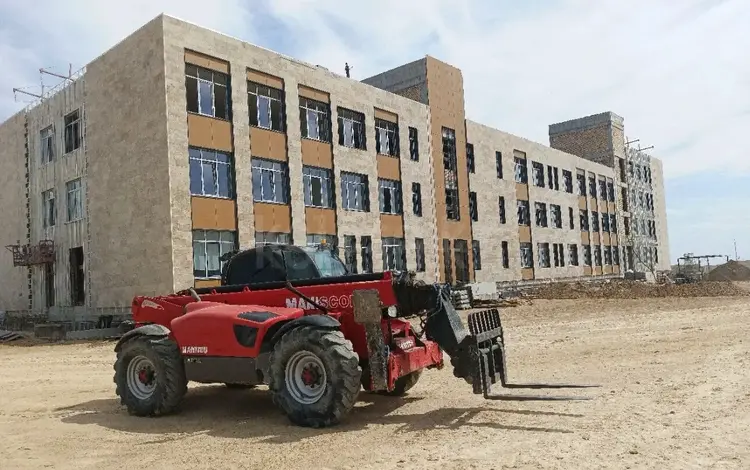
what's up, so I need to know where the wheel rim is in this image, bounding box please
[126,355,157,400]
[285,350,327,405]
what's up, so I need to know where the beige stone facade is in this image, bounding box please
[0,14,671,319]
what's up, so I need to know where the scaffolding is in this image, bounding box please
[623,138,658,272]
[5,240,56,267]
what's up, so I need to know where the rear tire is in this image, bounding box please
[376,369,423,396]
[113,335,187,416]
[268,326,361,428]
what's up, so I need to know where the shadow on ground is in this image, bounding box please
[54,385,582,443]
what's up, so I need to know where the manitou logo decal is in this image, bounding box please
[285,294,352,310]
[181,346,208,355]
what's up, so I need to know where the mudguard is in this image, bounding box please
[268,314,340,347]
[114,323,171,352]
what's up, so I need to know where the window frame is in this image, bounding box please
[192,229,237,279]
[64,109,82,154]
[251,157,290,204]
[185,64,230,120]
[248,81,285,132]
[299,97,331,142]
[66,178,83,222]
[41,126,55,163]
[378,178,403,215]
[337,107,366,150]
[340,171,369,212]
[375,118,400,157]
[189,147,234,199]
[302,165,334,209]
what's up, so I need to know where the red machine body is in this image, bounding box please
[131,271,444,391]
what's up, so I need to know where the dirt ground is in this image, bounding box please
[1,294,749,469]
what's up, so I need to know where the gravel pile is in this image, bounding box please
[527,279,750,300]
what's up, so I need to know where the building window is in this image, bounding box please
[532,162,545,187]
[340,172,369,212]
[517,200,530,226]
[563,169,573,193]
[41,126,55,163]
[598,177,607,200]
[466,143,475,173]
[496,151,503,179]
[446,188,460,220]
[361,236,373,273]
[514,156,528,184]
[382,237,406,272]
[185,64,229,120]
[415,238,425,272]
[579,210,589,231]
[408,126,419,161]
[299,97,330,142]
[610,214,618,233]
[379,178,403,214]
[442,127,457,172]
[568,207,575,229]
[303,166,334,208]
[498,196,506,224]
[591,211,600,232]
[553,167,560,190]
[613,247,620,265]
[547,166,553,190]
[343,235,357,274]
[550,204,562,229]
[454,239,470,283]
[535,202,548,227]
[601,212,610,232]
[588,175,597,198]
[553,243,565,267]
[607,180,615,202]
[501,241,509,268]
[593,245,602,266]
[412,182,422,216]
[337,107,366,149]
[603,245,613,265]
[193,230,236,278]
[64,109,82,154]
[255,231,291,246]
[69,247,85,305]
[66,178,82,222]
[582,245,592,266]
[472,240,482,271]
[443,239,453,284]
[248,81,284,132]
[251,158,289,204]
[568,244,579,266]
[189,147,233,199]
[577,171,587,196]
[538,243,551,268]
[520,242,534,268]
[42,189,55,228]
[469,192,478,221]
[375,118,399,156]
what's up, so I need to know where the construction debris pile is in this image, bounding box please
[526,279,750,300]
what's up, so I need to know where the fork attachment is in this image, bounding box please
[466,308,600,401]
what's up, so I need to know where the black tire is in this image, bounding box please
[113,335,187,416]
[376,369,423,396]
[268,326,361,428]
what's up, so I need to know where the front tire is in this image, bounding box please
[113,335,187,416]
[268,326,361,428]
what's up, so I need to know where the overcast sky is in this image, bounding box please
[1,0,748,263]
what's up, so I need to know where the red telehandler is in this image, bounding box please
[113,243,598,428]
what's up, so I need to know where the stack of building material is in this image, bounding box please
[0,330,24,343]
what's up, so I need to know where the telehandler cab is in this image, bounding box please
[113,243,598,427]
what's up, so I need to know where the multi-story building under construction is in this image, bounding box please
[0,14,670,323]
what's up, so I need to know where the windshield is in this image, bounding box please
[302,246,348,277]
